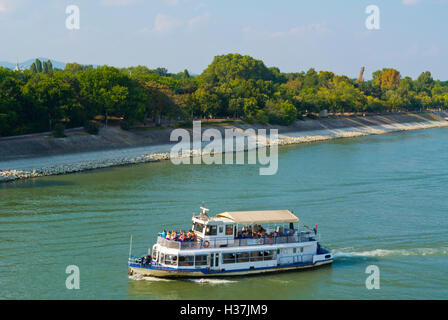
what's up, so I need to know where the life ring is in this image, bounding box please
[203,241,210,248]
[258,238,264,245]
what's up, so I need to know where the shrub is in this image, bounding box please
[265,100,298,126]
[84,121,99,135]
[256,110,269,125]
[53,123,66,138]
[120,122,131,130]
[173,120,193,128]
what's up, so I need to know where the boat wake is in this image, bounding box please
[128,275,237,284]
[128,275,173,282]
[187,278,237,285]
[334,247,448,258]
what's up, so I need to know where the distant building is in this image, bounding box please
[13,62,21,72]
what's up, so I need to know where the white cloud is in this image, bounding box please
[195,2,207,11]
[273,24,329,38]
[423,45,440,57]
[401,43,440,58]
[141,12,211,34]
[162,0,187,6]
[188,12,210,28]
[402,0,421,5]
[243,24,330,39]
[0,0,14,13]
[100,0,142,6]
[152,13,182,33]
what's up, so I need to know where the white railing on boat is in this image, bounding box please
[157,231,318,250]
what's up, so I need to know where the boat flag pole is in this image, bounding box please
[129,235,133,261]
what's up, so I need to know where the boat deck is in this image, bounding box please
[157,231,317,250]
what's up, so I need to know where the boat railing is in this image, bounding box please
[157,231,317,250]
[128,255,148,266]
[157,237,182,249]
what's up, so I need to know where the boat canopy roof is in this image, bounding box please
[216,210,299,225]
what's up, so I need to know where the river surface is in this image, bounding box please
[1,127,447,300]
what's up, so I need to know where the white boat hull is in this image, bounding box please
[128,259,333,278]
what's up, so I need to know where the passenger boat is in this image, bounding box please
[128,205,333,278]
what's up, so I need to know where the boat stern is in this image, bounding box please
[313,247,333,265]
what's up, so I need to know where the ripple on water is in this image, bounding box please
[2,127,448,299]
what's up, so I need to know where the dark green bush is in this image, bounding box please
[84,121,99,135]
[53,123,66,138]
[256,110,269,125]
[173,120,193,128]
[120,122,131,130]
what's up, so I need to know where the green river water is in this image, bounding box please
[1,128,447,299]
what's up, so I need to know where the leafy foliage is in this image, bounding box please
[0,53,447,137]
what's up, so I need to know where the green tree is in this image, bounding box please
[200,53,275,84]
[265,100,297,125]
[415,71,434,93]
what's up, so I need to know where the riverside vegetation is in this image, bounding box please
[1,54,448,138]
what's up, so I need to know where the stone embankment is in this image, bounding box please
[1,113,448,183]
[0,153,169,183]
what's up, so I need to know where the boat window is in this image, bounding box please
[250,251,263,262]
[165,254,178,266]
[293,248,297,254]
[236,252,250,263]
[218,226,223,234]
[194,223,204,233]
[222,253,236,264]
[225,225,233,236]
[205,225,217,236]
[159,252,165,264]
[300,247,304,253]
[152,248,158,260]
[195,255,208,266]
[263,250,275,260]
[179,255,194,266]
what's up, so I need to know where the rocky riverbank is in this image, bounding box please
[1,112,448,183]
[0,153,170,183]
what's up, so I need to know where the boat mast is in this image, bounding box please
[128,235,133,260]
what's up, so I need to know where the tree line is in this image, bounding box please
[1,55,447,137]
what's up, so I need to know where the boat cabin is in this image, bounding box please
[191,209,301,244]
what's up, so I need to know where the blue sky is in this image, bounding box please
[0,0,446,79]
